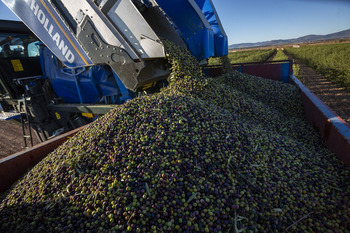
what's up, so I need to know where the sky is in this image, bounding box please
[212,0,350,44]
[0,0,349,45]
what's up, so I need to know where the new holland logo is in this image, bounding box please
[25,0,75,64]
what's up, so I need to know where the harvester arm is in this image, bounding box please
[2,0,228,90]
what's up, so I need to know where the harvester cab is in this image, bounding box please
[0,0,228,143]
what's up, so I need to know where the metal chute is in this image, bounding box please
[1,0,228,90]
[195,0,228,56]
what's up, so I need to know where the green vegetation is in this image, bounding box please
[272,49,301,77]
[272,49,289,61]
[208,49,275,65]
[292,63,301,78]
[285,43,350,92]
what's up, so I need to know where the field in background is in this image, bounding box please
[272,49,301,77]
[208,48,275,65]
[271,49,288,61]
[206,42,349,123]
[208,41,350,93]
[285,43,350,92]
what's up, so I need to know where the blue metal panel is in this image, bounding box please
[2,0,93,68]
[281,62,290,83]
[41,47,131,104]
[156,0,214,60]
[112,71,134,104]
[213,34,228,56]
[194,0,228,57]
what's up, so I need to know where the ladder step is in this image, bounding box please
[24,135,31,138]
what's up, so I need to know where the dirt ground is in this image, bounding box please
[0,119,40,159]
[284,52,350,125]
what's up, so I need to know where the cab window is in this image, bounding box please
[0,33,40,58]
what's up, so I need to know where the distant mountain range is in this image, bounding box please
[228,29,350,49]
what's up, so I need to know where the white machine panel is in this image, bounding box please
[107,0,165,59]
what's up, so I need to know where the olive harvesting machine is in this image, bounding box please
[0,0,228,144]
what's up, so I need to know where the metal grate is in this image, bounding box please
[0,111,21,121]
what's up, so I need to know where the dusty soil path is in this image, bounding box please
[284,50,350,124]
[266,49,277,61]
[0,120,40,159]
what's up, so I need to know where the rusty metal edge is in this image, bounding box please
[205,59,293,68]
[0,124,88,194]
[290,75,350,166]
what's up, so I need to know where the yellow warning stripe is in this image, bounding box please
[40,0,90,65]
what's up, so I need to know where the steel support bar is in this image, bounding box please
[49,104,117,115]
